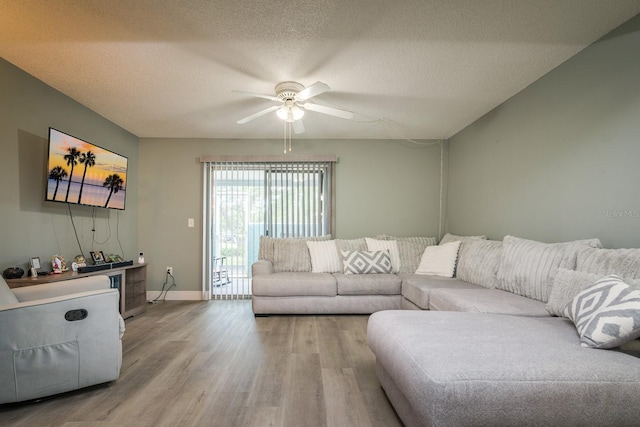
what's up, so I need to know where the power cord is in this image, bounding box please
[149,271,177,303]
[67,204,87,261]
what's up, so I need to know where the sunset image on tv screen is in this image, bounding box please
[46,128,128,210]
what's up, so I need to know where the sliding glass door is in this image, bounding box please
[202,157,335,299]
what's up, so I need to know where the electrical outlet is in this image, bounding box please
[166,267,173,275]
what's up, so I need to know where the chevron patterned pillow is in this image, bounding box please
[564,275,640,348]
[341,250,392,274]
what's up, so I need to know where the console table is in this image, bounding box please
[7,263,147,319]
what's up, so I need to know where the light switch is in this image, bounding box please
[188,218,195,227]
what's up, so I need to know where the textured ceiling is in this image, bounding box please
[2,1,639,140]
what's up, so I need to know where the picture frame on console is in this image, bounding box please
[90,251,106,265]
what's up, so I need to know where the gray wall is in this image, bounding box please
[0,59,139,273]
[138,138,443,293]
[446,14,640,249]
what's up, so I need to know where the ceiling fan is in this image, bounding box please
[234,81,354,134]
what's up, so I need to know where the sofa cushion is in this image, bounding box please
[576,247,640,280]
[415,241,461,277]
[456,239,502,288]
[496,235,601,303]
[307,240,341,273]
[259,235,331,272]
[366,238,401,273]
[251,272,337,297]
[546,269,602,317]
[0,276,18,306]
[565,275,640,349]
[342,250,393,274]
[401,274,481,309]
[334,273,401,296]
[428,288,550,316]
[367,310,640,427]
[376,235,438,273]
[439,233,486,244]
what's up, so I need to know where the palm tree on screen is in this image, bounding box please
[48,166,68,200]
[103,174,124,208]
[63,147,81,202]
[77,151,96,204]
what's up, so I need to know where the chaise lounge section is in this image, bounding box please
[367,236,640,426]
[368,310,640,427]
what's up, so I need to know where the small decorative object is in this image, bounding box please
[72,255,86,272]
[2,267,25,279]
[138,252,145,264]
[29,257,41,277]
[105,253,123,263]
[74,255,87,267]
[51,254,66,273]
[90,251,106,265]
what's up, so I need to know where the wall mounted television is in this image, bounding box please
[46,127,128,210]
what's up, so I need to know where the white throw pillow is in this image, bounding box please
[365,238,401,273]
[306,240,341,273]
[415,241,461,277]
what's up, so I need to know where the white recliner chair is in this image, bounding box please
[0,275,124,404]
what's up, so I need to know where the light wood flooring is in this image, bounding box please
[0,300,403,427]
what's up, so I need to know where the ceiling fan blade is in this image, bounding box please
[296,81,330,101]
[302,102,354,120]
[232,90,280,102]
[237,105,280,124]
[292,119,305,134]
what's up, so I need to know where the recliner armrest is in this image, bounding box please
[0,288,122,404]
[11,275,111,302]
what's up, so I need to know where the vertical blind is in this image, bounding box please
[201,156,336,300]
[264,161,333,238]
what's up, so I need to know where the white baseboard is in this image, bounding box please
[146,291,204,301]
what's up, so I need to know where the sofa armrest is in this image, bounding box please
[252,260,275,276]
[11,275,111,302]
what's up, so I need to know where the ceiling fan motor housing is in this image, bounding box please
[275,81,304,100]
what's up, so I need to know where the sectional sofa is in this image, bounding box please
[252,233,640,426]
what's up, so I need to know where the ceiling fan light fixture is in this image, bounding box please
[276,106,288,121]
[276,104,304,122]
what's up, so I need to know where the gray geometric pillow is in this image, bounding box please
[335,238,367,271]
[564,275,640,348]
[341,250,392,275]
